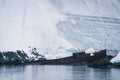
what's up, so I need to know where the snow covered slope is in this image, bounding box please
[0,0,77,59]
[0,0,120,59]
[57,14,120,51]
[52,0,120,51]
[50,0,120,18]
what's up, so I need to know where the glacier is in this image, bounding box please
[57,14,120,51]
[53,0,120,52]
[0,0,120,59]
[0,0,77,59]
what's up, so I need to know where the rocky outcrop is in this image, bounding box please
[0,50,46,65]
[0,50,29,64]
[87,56,113,68]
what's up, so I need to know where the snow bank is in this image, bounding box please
[110,52,120,63]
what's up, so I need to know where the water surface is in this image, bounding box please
[0,65,119,80]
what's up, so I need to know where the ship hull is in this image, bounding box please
[38,49,106,64]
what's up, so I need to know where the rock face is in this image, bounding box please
[0,50,45,64]
[0,50,28,64]
[87,56,113,68]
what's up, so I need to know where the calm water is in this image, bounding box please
[0,65,120,80]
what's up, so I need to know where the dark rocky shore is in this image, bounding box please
[0,50,44,65]
[87,56,120,68]
[0,50,29,65]
[0,50,119,68]
[87,56,113,68]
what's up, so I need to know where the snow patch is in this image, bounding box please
[2,53,6,59]
[85,48,96,56]
[85,48,96,54]
[41,47,75,60]
[110,52,120,63]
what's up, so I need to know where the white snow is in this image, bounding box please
[51,0,120,18]
[2,53,6,60]
[56,0,120,51]
[0,0,120,59]
[110,52,120,63]
[16,52,21,58]
[85,48,96,54]
[57,14,120,51]
[0,0,77,59]
[85,48,96,56]
[42,47,73,59]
